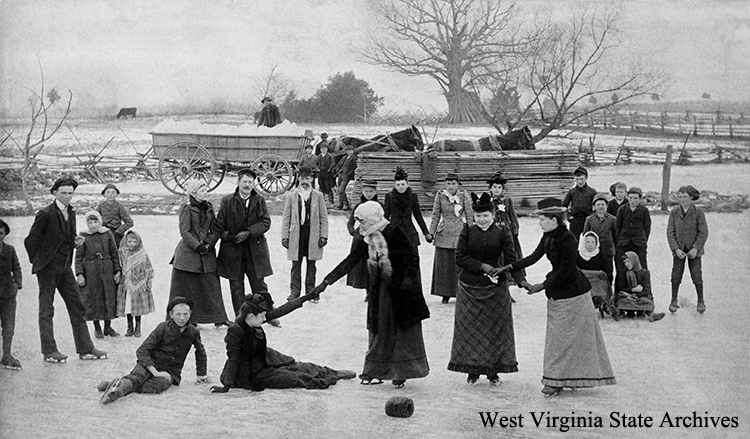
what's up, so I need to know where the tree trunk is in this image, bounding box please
[444,82,485,125]
[21,157,33,214]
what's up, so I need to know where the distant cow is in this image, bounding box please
[116,107,137,119]
[429,126,535,152]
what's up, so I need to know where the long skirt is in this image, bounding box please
[448,281,518,375]
[346,239,369,289]
[168,268,228,324]
[542,292,616,388]
[362,283,429,381]
[430,247,459,298]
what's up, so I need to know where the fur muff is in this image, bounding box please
[385,396,414,418]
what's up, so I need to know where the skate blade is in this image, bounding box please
[44,357,67,363]
[100,378,122,404]
[2,364,22,370]
[79,354,108,360]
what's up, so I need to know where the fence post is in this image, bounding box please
[661,144,673,212]
[693,115,698,137]
[729,120,734,138]
[630,112,635,130]
[646,112,651,129]
[660,112,666,133]
[712,116,716,136]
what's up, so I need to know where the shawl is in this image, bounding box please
[624,251,642,290]
[82,210,109,234]
[362,218,392,284]
[442,189,464,220]
[189,195,211,225]
[118,230,155,302]
[296,186,312,225]
[578,231,601,261]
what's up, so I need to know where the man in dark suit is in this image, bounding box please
[615,186,651,288]
[256,97,282,128]
[334,145,357,210]
[24,178,107,362]
[215,169,277,324]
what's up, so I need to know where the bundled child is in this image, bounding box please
[666,185,709,313]
[562,166,597,241]
[98,297,209,404]
[607,182,628,216]
[0,219,23,370]
[75,210,121,338]
[576,231,613,317]
[611,252,665,322]
[210,293,355,393]
[615,187,650,289]
[117,230,155,337]
[97,183,134,247]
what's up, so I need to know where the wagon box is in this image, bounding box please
[150,128,313,196]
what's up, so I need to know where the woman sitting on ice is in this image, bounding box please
[611,252,665,322]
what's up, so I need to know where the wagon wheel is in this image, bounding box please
[207,162,228,193]
[158,142,216,195]
[252,154,294,196]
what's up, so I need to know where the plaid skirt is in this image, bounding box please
[542,292,616,388]
[448,281,518,375]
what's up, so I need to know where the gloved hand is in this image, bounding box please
[425,233,433,243]
[210,385,228,393]
[520,281,533,292]
[196,243,210,255]
[318,237,328,248]
[529,283,545,294]
[281,238,289,249]
[309,281,329,299]
[480,263,495,274]
[235,231,251,243]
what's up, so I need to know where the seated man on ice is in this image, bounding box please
[210,293,355,393]
[98,297,209,404]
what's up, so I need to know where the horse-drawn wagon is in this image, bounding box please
[150,121,313,195]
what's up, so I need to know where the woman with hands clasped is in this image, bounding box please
[498,198,615,397]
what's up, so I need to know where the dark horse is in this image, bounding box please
[116,107,137,119]
[327,125,425,165]
[429,126,535,152]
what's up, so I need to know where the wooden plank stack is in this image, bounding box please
[348,149,579,214]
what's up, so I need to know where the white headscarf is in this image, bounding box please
[578,231,601,261]
[83,210,109,234]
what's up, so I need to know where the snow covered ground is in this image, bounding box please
[0,208,748,438]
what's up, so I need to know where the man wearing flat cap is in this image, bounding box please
[24,177,106,362]
[562,166,597,241]
[666,185,709,313]
[99,296,208,404]
[282,165,328,301]
[257,97,282,128]
[97,183,133,247]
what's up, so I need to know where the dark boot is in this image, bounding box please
[695,283,705,313]
[134,317,142,337]
[104,320,119,337]
[94,321,104,339]
[125,314,134,337]
[669,283,680,312]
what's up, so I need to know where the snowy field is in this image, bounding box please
[0,208,748,438]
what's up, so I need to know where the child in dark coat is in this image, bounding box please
[211,294,355,393]
[0,219,23,370]
[97,183,133,247]
[98,297,209,404]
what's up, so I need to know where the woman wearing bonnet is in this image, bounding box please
[310,201,430,389]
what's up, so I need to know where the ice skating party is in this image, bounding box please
[1,1,748,438]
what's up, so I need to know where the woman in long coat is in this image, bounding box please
[76,210,121,338]
[346,180,380,290]
[168,180,228,326]
[450,193,524,385]
[311,201,430,388]
[428,173,473,303]
[506,197,615,397]
[383,167,432,252]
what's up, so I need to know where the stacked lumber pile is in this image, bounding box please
[348,149,579,214]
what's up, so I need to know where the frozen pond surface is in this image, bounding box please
[1,210,748,438]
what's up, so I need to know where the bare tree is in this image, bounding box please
[8,62,72,213]
[362,0,538,124]
[485,6,664,142]
[251,64,290,105]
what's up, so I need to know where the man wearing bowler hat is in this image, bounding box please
[24,177,107,362]
[257,96,282,128]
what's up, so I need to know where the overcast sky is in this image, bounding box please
[1,0,748,114]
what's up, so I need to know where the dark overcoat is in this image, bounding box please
[171,202,221,273]
[24,202,77,273]
[383,188,429,248]
[511,224,591,300]
[216,189,273,279]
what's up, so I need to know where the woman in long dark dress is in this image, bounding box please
[168,180,229,326]
[428,173,473,303]
[450,193,525,385]
[311,201,430,389]
[383,166,432,253]
[505,197,615,397]
[346,180,380,291]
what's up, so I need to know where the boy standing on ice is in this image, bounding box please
[0,219,23,369]
[97,183,133,247]
[562,166,597,241]
[99,296,209,404]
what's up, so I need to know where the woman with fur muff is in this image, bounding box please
[310,201,430,389]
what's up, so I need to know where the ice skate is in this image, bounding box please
[392,380,405,389]
[1,354,22,370]
[542,386,562,397]
[466,374,479,386]
[669,301,679,313]
[79,347,108,360]
[44,351,68,363]
[100,377,125,404]
[488,375,502,386]
[696,301,706,313]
